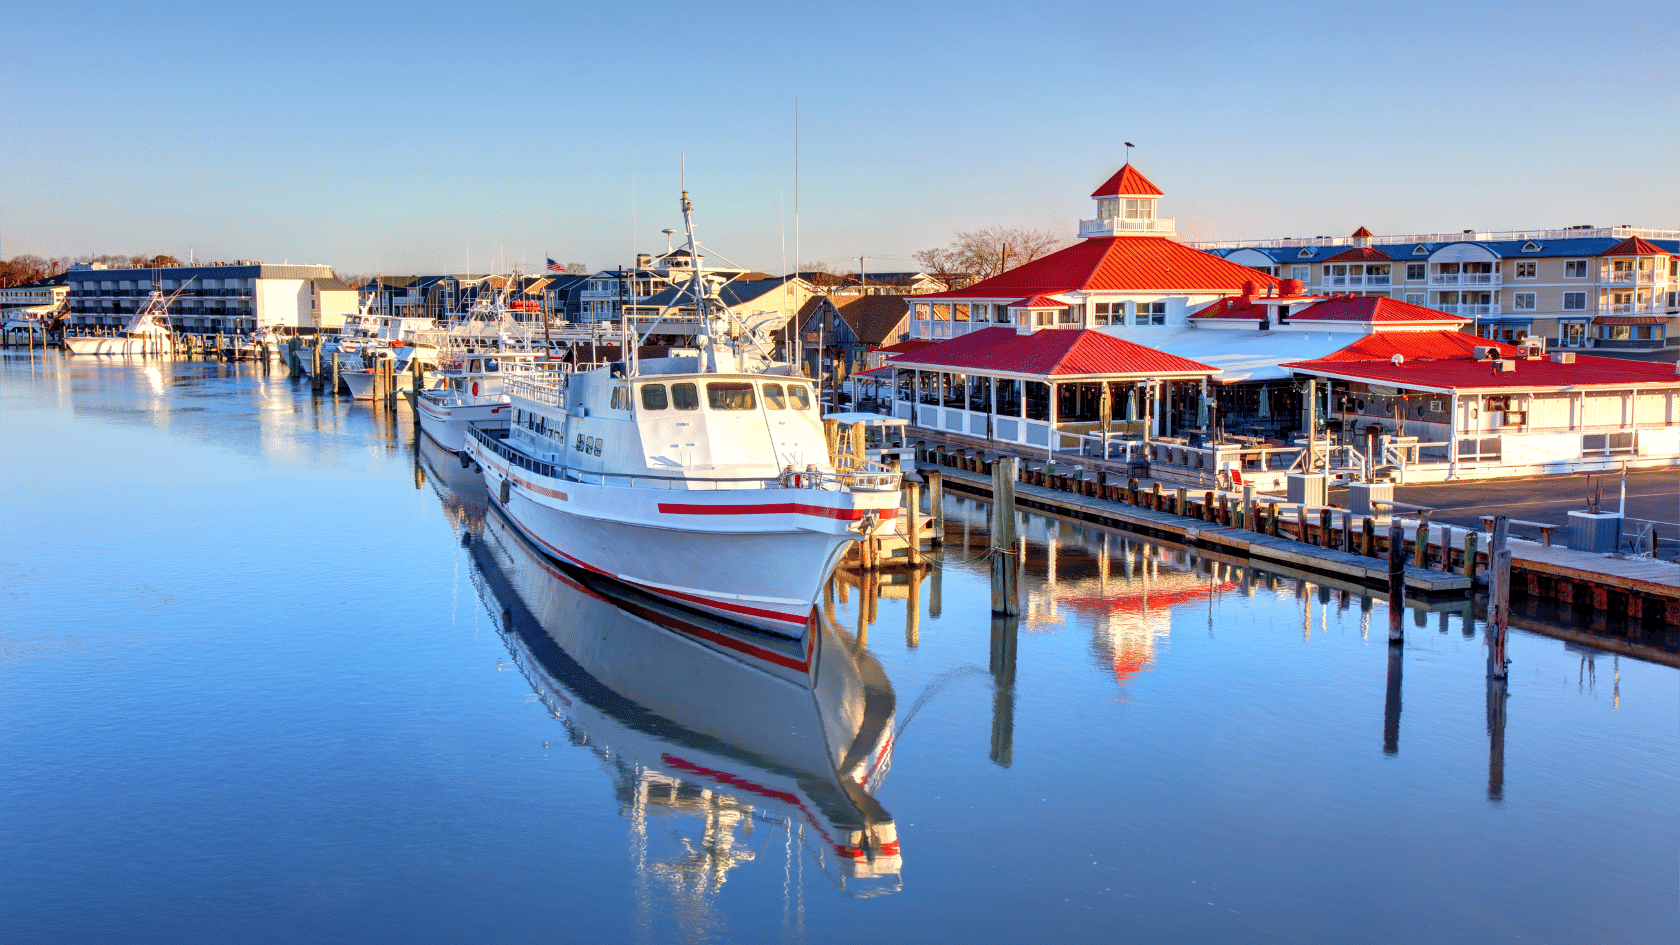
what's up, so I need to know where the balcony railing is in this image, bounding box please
[1436,304,1501,316]
[1605,302,1665,315]
[1430,273,1500,286]
[910,319,993,341]
[1324,274,1392,287]
[1602,270,1661,284]
[1078,216,1177,238]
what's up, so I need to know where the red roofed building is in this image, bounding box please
[886,326,1218,453]
[907,164,1280,342]
[1282,330,1680,478]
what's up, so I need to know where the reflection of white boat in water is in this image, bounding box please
[472,507,902,901]
[415,431,488,531]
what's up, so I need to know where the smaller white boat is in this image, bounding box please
[416,287,559,451]
[63,285,185,357]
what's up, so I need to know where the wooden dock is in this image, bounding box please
[908,437,1679,631]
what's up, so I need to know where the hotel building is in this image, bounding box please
[64,262,356,333]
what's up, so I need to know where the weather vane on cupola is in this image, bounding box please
[1125,141,1135,162]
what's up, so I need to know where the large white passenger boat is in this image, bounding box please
[463,190,902,638]
[62,285,181,357]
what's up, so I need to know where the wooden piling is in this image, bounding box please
[905,477,923,568]
[1296,504,1308,542]
[1175,487,1186,517]
[1319,508,1333,549]
[990,456,1019,616]
[1363,516,1376,557]
[1464,532,1479,581]
[1415,521,1430,568]
[1438,525,1452,572]
[927,468,944,546]
[1266,502,1279,537]
[1488,516,1511,679]
[1387,523,1405,643]
[1204,491,1215,523]
[1243,485,1255,530]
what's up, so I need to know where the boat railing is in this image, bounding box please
[780,461,902,494]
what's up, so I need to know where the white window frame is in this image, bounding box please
[1290,265,1309,281]
[1562,291,1587,311]
[1563,260,1588,278]
[1512,291,1537,311]
[1405,262,1426,281]
[1514,261,1537,279]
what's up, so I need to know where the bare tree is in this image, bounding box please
[950,225,1070,282]
[911,246,969,290]
[564,262,588,275]
[797,260,848,295]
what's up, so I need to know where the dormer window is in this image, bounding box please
[1296,247,1316,258]
[1521,241,1542,253]
[1412,244,1430,255]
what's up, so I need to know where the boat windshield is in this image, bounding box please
[707,383,756,411]
[762,383,787,410]
[787,385,812,410]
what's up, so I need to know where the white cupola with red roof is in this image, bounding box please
[1081,164,1174,238]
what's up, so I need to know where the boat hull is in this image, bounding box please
[64,336,173,356]
[416,396,512,453]
[469,435,897,639]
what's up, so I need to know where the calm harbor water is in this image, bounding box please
[3,352,1676,945]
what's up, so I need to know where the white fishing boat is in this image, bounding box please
[463,187,902,638]
[473,509,901,894]
[62,284,185,357]
[338,314,444,399]
[415,287,556,453]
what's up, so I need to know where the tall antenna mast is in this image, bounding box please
[794,97,802,379]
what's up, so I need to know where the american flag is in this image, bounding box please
[546,257,564,273]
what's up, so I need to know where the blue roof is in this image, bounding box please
[1212,237,1680,264]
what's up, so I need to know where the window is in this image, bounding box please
[706,382,756,410]
[918,372,938,404]
[994,304,1011,323]
[942,373,966,408]
[762,383,787,409]
[1024,381,1051,421]
[1603,325,1631,341]
[788,385,811,409]
[1122,198,1154,220]
[1134,301,1166,325]
[1514,261,1536,279]
[1058,305,1079,324]
[1405,292,1425,306]
[1093,301,1113,326]
[1036,310,1055,326]
[1636,326,1653,340]
[1290,265,1309,281]
[639,384,668,410]
[1512,292,1537,311]
[1562,291,1587,311]
[672,382,699,410]
[1564,260,1588,278]
[1406,263,1426,281]
[968,375,992,413]
[995,378,1021,416]
[1561,321,1587,347]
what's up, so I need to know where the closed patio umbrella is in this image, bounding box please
[1257,385,1270,419]
[1197,385,1208,428]
[1100,383,1113,437]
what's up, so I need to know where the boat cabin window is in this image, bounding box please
[468,360,480,372]
[707,382,756,411]
[787,385,812,410]
[484,358,498,372]
[640,384,669,411]
[672,382,699,410]
[762,383,787,410]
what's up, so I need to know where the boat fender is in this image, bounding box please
[472,381,479,397]
[473,463,482,475]
[459,451,471,469]
[499,478,511,505]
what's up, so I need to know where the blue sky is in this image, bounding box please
[3,0,1676,276]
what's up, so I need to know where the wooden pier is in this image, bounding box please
[907,438,1679,632]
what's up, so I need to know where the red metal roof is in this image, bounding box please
[1351,226,1374,239]
[1307,331,1522,361]
[1013,294,1066,308]
[1190,295,1463,325]
[892,326,1218,379]
[1603,236,1667,257]
[1323,246,1392,263]
[1090,163,1164,198]
[914,237,1281,300]
[874,339,939,355]
[1283,331,1680,391]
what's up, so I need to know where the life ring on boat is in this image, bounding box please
[471,381,479,397]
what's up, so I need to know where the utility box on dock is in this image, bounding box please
[1286,473,1328,508]
[1349,482,1393,517]
[1567,510,1622,553]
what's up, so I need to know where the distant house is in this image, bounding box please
[0,274,69,312]
[635,276,813,339]
[796,293,911,376]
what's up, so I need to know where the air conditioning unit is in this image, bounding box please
[1524,342,1546,359]
[1551,352,1576,364]
[1473,345,1498,360]
[1493,359,1517,372]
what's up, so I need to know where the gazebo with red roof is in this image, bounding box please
[886,326,1220,455]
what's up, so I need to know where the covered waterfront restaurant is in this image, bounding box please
[886,326,1220,456]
